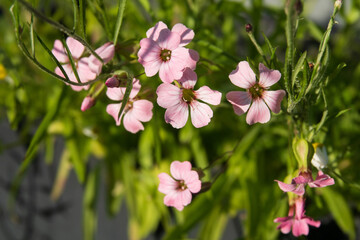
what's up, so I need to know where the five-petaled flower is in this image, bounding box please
[226,61,286,125]
[158,161,202,211]
[156,68,222,128]
[274,197,321,237]
[138,21,199,83]
[275,170,335,196]
[106,79,153,133]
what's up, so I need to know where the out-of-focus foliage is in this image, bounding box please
[0,0,360,239]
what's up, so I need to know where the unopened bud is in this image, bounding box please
[105,76,120,88]
[81,96,96,111]
[295,0,303,15]
[245,23,253,33]
[334,0,342,9]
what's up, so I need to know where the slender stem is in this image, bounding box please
[247,31,270,67]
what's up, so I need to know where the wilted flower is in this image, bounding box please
[226,61,286,125]
[274,197,321,237]
[156,68,222,128]
[158,161,202,211]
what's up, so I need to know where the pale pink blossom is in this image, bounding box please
[158,161,201,211]
[156,68,221,128]
[106,79,153,133]
[81,96,95,111]
[226,61,286,125]
[274,198,320,237]
[88,42,115,75]
[275,170,335,196]
[138,21,199,83]
[52,37,96,91]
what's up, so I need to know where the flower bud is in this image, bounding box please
[245,23,253,33]
[105,76,120,88]
[292,138,314,170]
[334,0,342,9]
[81,96,96,111]
[311,143,328,170]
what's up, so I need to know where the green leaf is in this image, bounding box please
[117,75,133,120]
[291,51,307,88]
[138,125,154,169]
[51,149,72,201]
[113,0,127,45]
[320,188,356,240]
[66,135,86,183]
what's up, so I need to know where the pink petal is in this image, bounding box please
[159,61,184,83]
[131,100,153,122]
[258,63,281,87]
[164,101,189,128]
[262,90,286,114]
[123,110,145,133]
[179,189,192,207]
[292,219,309,237]
[129,79,141,99]
[226,91,252,116]
[178,67,197,89]
[189,101,214,128]
[246,99,271,125]
[77,58,97,81]
[170,161,192,180]
[185,49,199,70]
[156,83,182,108]
[52,40,68,63]
[95,42,115,63]
[66,37,84,59]
[292,175,312,184]
[146,21,168,40]
[157,29,181,50]
[229,61,256,89]
[308,172,335,188]
[275,180,297,193]
[163,191,183,210]
[304,217,321,228]
[171,23,195,47]
[106,87,126,101]
[274,217,293,234]
[138,38,162,62]
[195,86,222,105]
[139,58,162,77]
[106,103,122,126]
[183,171,201,193]
[158,173,178,194]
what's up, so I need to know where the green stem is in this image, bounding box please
[247,31,270,67]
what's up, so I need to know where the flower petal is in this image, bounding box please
[170,161,192,180]
[196,86,222,105]
[178,67,197,89]
[123,109,145,133]
[172,23,195,47]
[292,219,309,237]
[165,101,189,128]
[158,173,178,194]
[308,171,335,188]
[262,90,286,114]
[229,61,256,89]
[146,21,168,40]
[159,61,184,83]
[52,40,68,63]
[275,180,297,193]
[157,29,181,50]
[258,63,281,87]
[66,37,84,59]
[246,99,271,125]
[184,171,201,193]
[138,38,162,62]
[226,91,252,116]
[131,100,153,122]
[185,49,199,70]
[106,87,126,101]
[163,191,184,211]
[190,101,213,128]
[156,83,182,108]
[106,103,122,126]
[179,189,192,207]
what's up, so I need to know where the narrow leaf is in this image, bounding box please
[51,149,72,200]
[117,75,133,119]
[292,51,307,88]
[113,0,127,45]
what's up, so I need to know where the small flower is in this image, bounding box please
[81,96,96,111]
[106,79,153,133]
[156,68,222,128]
[138,21,199,83]
[88,42,115,75]
[158,161,202,211]
[275,170,335,196]
[274,197,320,237]
[311,144,329,170]
[52,37,96,91]
[226,61,286,125]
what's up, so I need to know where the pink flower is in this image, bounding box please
[158,161,202,211]
[226,61,286,125]
[275,170,335,196]
[52,37,96,91]
[156,68,222,128]
[88,42,115,75]
[106,79,153,133]
[138,21,199,83]
[274,198,321,237]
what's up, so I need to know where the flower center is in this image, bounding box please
[177,180,187,191]
[182,88,195,103]
[124,101,133,113]
[248,83,265,99]
[160,49,172,62]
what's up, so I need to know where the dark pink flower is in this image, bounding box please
[226,61,286,124]
[274,198,321,237]
[138,21,199,83]
[156,68,222,128]
[106,79,153,133]
[158,161,201,211]
[52,37,96,91]
[275,171,335,196]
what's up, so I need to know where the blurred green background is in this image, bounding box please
[0,0,360,239]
